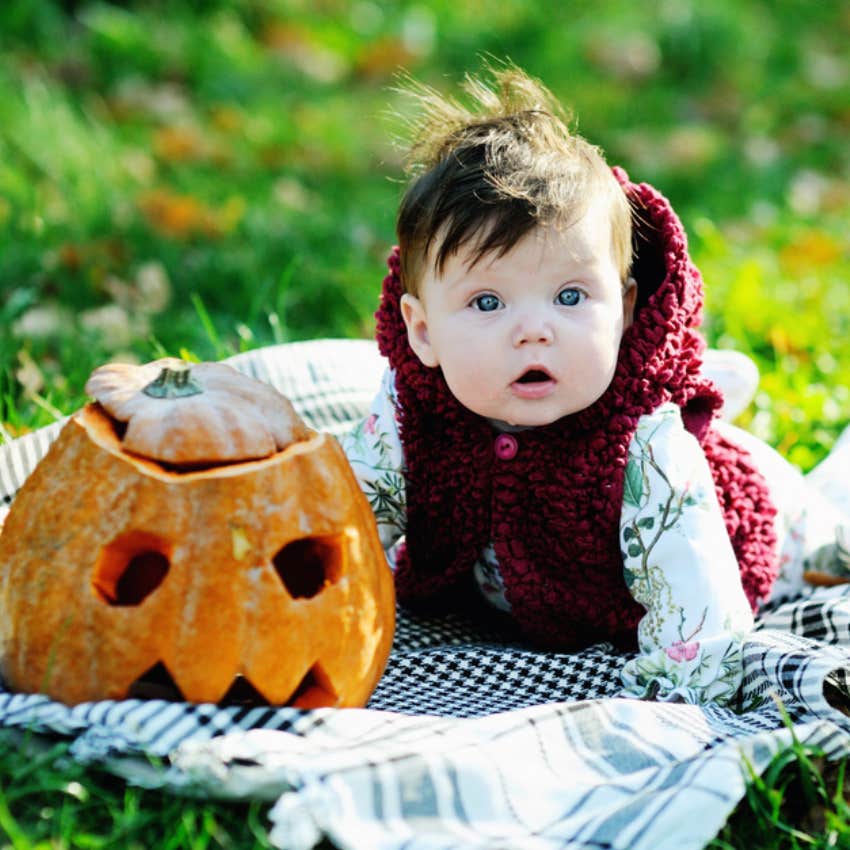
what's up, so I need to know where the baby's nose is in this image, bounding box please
[512,313,554,346]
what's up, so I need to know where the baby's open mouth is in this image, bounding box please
[516,369,552,384]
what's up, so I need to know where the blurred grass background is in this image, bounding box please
[1,0,849,471]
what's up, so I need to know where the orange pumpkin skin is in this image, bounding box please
[0,403,395,707]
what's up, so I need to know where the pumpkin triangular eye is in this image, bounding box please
[92,532,170,606]
[272,535,345,598]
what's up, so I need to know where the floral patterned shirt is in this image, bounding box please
[340,368,756,706]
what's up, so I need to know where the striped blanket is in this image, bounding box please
[2,340,850,850]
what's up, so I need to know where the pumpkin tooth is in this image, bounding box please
[289,663,338,708]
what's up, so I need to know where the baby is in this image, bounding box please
[341,66,848,706]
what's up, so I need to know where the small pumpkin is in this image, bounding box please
[0,359,395,707]
[84,357,312,466]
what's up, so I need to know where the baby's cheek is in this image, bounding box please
[448,371,484,407]
[444,367,495,414]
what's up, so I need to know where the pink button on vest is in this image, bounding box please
[494,433,518,460]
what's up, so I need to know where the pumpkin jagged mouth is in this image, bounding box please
[126,662,337,707]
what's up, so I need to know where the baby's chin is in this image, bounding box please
[485,411,564,430]
[459,392,594,429]
[483,399,600,429]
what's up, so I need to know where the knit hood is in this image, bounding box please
[379,168,722,439]
[375,168,777,647]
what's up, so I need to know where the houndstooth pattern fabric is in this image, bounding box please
[2,339,850,850]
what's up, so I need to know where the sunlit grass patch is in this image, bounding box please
[697,209,850,469]
[0,730,274,849]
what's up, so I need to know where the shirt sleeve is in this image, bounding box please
[338,367,407,552]
[618,403,755,706]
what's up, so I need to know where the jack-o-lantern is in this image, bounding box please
[0,358,395,707]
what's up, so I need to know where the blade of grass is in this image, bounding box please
[272,255,301,341]
[0,789,31,847]
[267,311,286,345]
[26,390,66,422]
[190,292,230,361]
[770,693,828,810]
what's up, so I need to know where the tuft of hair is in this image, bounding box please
[394,65,632,295]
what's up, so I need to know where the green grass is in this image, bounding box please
[712,760,850,849]
[0,731,274,849]
[2,0,849,463]
[710,704,850,850]
[1,0,849,846]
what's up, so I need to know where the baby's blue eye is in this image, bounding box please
[473,293,502,312]
[556,288,584,307]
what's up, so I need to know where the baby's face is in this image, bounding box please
[401,197,636,428]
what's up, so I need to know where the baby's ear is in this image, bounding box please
[400,294,439,367]
[622,277,638,329]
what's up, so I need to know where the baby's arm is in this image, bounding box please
[619,403,754,706]
[338,368,407,552]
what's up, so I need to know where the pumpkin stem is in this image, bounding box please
[143,363,203,399]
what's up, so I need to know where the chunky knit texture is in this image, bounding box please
[376,169,779,648]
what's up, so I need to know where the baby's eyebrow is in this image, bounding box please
[444,270,482,291]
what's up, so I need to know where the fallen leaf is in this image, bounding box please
[138,189,220,239]
[154,126,207,164]
[355,37,418,80]
[780,230,843,276]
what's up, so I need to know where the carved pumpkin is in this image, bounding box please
[0,359,395,707]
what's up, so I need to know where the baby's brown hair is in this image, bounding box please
[395,66,632,296]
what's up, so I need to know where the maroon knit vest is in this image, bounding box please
[376,169,778,649]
